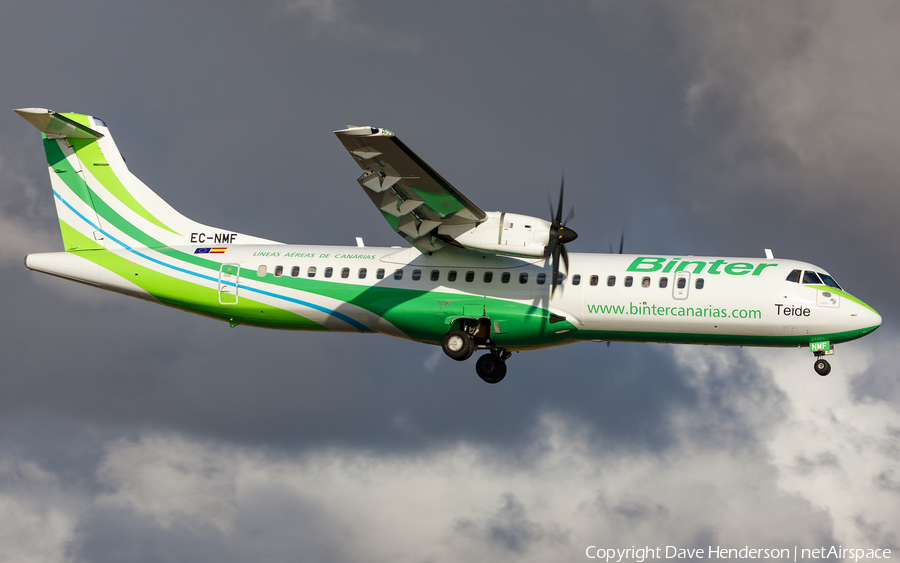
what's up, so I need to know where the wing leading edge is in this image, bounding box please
[334,126,486,253]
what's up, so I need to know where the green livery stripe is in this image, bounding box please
[46,139,219,270]
[577,327,874,347]
[47,149,560,342]
[66,138,180,235]
[62,223,326,331]
[807,285,879,315]
[381,210,401,231]
[214,270,571,344]
[58,112,93,129]
[406,185,466,215]
[58,218,103,251]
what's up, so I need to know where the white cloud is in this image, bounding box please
[749,344,900,549]
[0,339,896,561]
[0,459,83,563]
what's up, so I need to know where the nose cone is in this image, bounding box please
[857,301,882,338]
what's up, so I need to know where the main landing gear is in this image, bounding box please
[440,320,510,383]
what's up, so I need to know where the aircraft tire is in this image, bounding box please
[442,330,474,361]
[814,359,831,376]
[476,353,507,384]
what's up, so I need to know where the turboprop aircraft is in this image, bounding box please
[15,108,882,383]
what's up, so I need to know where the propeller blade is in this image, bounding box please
[560,244,569,275]
[563,206,575,227]
[555,176,565,226]
[550,245,561,297]
[618,229,625,254]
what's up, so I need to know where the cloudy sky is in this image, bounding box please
[1,1,898,561]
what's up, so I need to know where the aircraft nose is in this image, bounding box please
[857,302,882,338]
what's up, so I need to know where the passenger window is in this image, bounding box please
[431,270,440,282]
[324,267,333,278]
[818,272,842,290]
[448,270,457,282]
[607,276,616,287]
[341,267,350,279]
[501,272,511,283]
[555,272,565,284]
[394,269,403,280]
[786,269,801,283]
[519,272,529,284]
[802,271,822,284]
[376,269,385,279]
[677,277,686,289]
[590,275,599,286]
[465,271,475,282]
[659,277,668,288]
[642,277,650,288]
[274,265,283,277]
[536,273,546,285]
[572,274,581,285]
[696,278,704,289]
[306,266,315,278]
[624,276,633,287]
[292,266,300,277]
[359,268,367,279]
[412,269,422,281]
[484,272,493,283]
[257,265,267,277]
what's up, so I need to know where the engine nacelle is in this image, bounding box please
[437,211,551,258]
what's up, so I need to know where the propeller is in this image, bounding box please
[546,175,578,297]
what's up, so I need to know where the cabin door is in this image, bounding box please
[218,264,240,305]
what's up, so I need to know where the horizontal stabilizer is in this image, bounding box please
[14,108,103,139]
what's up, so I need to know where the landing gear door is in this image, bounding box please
[673,271,690,300]
[218,264,240,305]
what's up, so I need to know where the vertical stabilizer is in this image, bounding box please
[15,108,277,252]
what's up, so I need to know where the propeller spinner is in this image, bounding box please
[546,176,578,297]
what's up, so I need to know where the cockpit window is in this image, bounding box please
[818,272,842,290]
[802,271,823,285]
[786,269,801,283]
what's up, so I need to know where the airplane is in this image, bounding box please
[15,108,882,383]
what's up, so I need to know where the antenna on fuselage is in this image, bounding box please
[765,248,774,259]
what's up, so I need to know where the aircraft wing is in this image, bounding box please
[334,126,486,253]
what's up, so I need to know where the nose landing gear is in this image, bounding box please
[810,342,833,376]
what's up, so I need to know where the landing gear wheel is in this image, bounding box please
[814,359,831,376]
[442,330,474,361]
[476,353,507,384]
